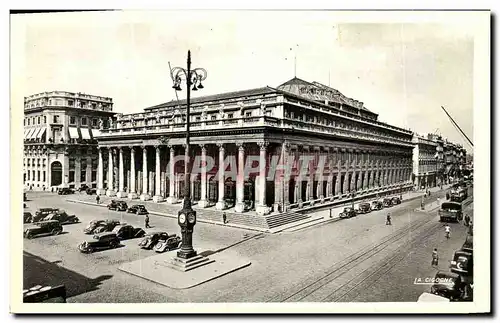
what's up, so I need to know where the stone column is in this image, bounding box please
[153,146,164,202]
[198,144,209,208]
[235,142,246,213]
[116,148,126,197]
[106,148,116,196]
[86,156,92,186]
[166,145,178,204]
[256,141,270,215]
[128,147,138,199]
[97,148,105,195]
[362,171,368,190]
[282,142,291,211]
[140,146,151,201]
[75,156,81,189]
[215,143,227,210]
[326,158,334,201]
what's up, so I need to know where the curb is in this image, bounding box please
[66,198,269,233]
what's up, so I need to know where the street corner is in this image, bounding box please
[118,248,252,289]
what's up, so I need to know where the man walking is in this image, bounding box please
[222,212,227,224]
[96,195,100,205]
[445,224,451,239]
[145,214,151,228]
[464,214,470,227]
[386,213,392,225]
[431,248,439,268]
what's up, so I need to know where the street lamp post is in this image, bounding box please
[170,50,207,260]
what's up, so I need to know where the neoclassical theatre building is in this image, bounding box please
[95,78,414,215]
[23,91,116,190]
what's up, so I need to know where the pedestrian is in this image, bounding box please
[437,197,441,207]
[468,221,473,236]
[386,213,392,225]
[96,195,100,205]
[464,214,470,227]
[51,187,54,193]
[431,248,439,268]
[446,192,450,200]
[222,212,227,224]
[445,224,451,239]
[145,214,151,228]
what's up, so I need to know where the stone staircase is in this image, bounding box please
[263,210,311,229]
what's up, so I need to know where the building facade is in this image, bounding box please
[94,78,414,215]
[23,91,116,190]
[412,134,439,189]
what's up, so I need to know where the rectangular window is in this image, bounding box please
[53,115,59,123]
[81,170,86,182]
[27,118,30,125]
[70,116,76,125]
[37,158,40,166]
[37,171,40,181]
[91,103,97,109]
[43,171,46,182]
[32,170,35,181]
[27,171,30,180]
[92,118,98,127]
[91,171,97,181]
[195,116,201,121]
[37,116,41,124]
[81,117,87,126]
[68,100,74,106]
[227,113,233,119]
[69,158,75,169]
[211,115,216,120]
[69,171,75,183]
[245,111,252,117]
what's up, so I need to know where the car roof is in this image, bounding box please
[435,271,460,279]
[94,232,117,238]
[37,220,59,224]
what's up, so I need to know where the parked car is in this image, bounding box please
[78,232,120,253]
[462,235,473,254]
[382,198,393,207]
[24,220,63,239]
[439,202,463,222]
[83,219,121,234]
[57,188,74,195]
[32,208,59,223]
[86,188,97,195]
[24,212,33,224]
[391,196,402,205]
[450,250,473,277]
[371,200,383,210]
[153,235,182,253]
[339,207,357,219]
[127,204,149,215]
[43,210,79,225]
[138,232,171,249]
[77,184,89,192]
[107,200,128,211]
[356,202,372,214]
[112,224,146,240]
[430,271,466,301]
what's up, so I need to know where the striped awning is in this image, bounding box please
[81,128,91,140]
[68,127,80,139]
[91,128,101,138]
[32,128,42,139]
[27,128,36,139]
[36,127,46,139]
[23,129,28,139]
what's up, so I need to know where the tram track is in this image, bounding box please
[267,212,440,302]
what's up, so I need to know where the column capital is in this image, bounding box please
[333,147,339,152]
[282,140,291,151]
[216,142,225,150]
[199,143,207,152]
[257,140,269,150]
[129,146,136,152]
[236,141,245,149]
[141,145,147,150]
[155,145,161,151]
[167,144,176,150]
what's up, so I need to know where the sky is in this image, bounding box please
[11,11,476,152]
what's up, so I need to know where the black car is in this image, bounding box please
[356,202,372,214]
[112,224,146,240]
[43,210,79,225]
[78,232,120,253]
[57,188,74,195]
[32,208,59,223]
[138,232,171,249]
[86,188,97,195]
[382,198,393,207]
[339,207,357,219]
[430,271,466,301]
[153,235,182,253]
[107,200,128,211]
[77,184,89,192]
[24,212,33,224]
[391,196,402,205]
[83,219,121,234]
[24,220,63,239]
[371,200,383,210]
[450,250,473,277]
[127,204,149,215]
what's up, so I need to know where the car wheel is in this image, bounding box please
[87,246,95,253]
[52,229,62,235]
[25,232,33,239]
[110,241,118,248]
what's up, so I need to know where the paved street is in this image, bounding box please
[23,186,471,302]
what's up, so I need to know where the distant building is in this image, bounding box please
[23,91,116,190]
[412,134,439,189]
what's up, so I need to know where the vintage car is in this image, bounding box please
[339,207,357,219]
[430,271,466,301]
[24,220,63,239]
[462,235,473,254]
[127,204,149,215]
[57,188,74,195]
[77,184,89,192]
[86,188,97,195]
[382,198,393,207]
[438,202,463,222]
[24,212,33,224]
[107,200,128,211]
[112,224,146,240]
[391,196,402,205]
[32,208,59,223]
[450,250,473,277]
[78,232,120,253]
[43,210,79,225]
[153,235,182,253]
[356,202,371,214]
[138,232,171,249]
[371,200,383,211]
[83,219,121,234]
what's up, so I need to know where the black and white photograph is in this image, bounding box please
[9,9,490,314]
